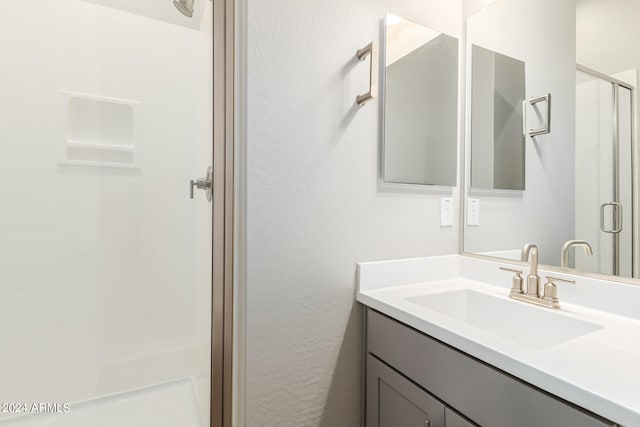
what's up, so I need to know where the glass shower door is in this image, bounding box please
[575,68,633,277]
[0,1,213,425]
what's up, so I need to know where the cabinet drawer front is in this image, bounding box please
[445,409,476,427]
[367,354,445,427]
[367,309,616,427]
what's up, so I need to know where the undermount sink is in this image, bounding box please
[406,289,603,349]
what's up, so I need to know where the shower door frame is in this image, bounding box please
[576,64,636,277]
[211,0,235,426]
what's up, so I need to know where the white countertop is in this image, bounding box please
[357,255,640,426]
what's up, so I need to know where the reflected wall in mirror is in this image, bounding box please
[463,0,639,280]
[470,45,525,190]
[382,14,458,186]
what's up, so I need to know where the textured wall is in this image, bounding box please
[244,1,461,426]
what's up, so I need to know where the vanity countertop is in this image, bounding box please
[357,255,640,426]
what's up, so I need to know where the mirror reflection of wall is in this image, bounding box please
[382,14,458,187]
[463,0,576,266]
[470,45,525,190]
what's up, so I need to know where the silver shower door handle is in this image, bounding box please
[523,93,551,137]
[190,166,213,202]
[600,202,622,233]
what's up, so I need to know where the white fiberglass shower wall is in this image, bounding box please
[0,1,213,425]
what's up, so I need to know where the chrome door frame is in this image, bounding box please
[576,64,636,277]
[211,0,235,426]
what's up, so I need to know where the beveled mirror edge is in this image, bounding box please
[458,26,473,260]
[461,251,640,287]
[377,179,456,194]
[457,14,470,262]
[466,187,522,197]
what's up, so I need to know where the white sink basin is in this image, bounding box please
[406,289,603,349]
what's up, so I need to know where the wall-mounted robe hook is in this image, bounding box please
[355,41,379,107]
[522,93,551,137]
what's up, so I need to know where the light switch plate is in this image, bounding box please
[440,198,454,227]
[467,198,480,226]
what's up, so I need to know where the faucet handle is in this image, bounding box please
[499,267,524,295]
[499,267,522,273]
[542,276,575,308]
[546,276,575,285]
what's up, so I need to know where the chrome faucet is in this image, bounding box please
[561,240,593,268]
[500,243,576,309]
[521,242,540,297]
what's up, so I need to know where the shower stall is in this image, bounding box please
[0,1,233,426]
[575,65,635,277]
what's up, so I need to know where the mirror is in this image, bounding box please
[382,14,458,187]
[463,0,638,280]
[470,44,526,190]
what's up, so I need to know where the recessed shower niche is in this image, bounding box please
[61,91,142,168]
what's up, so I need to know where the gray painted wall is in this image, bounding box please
[470,45,524,191]
[470,45,496,189]
[493,51,525,190]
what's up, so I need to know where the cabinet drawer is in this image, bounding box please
[445,409,476,427]
[367,309,616,427]
[367,354,444,427]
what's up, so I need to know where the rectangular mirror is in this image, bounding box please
[382,14,458,187]
[470,44,525,190]
[463,0,639,281]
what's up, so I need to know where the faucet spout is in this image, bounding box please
[561,240,593,268]
[501,243,576,310]
[521,243,540,297]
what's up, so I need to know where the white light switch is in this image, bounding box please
[440,198,454,227]
[467,198,480,226]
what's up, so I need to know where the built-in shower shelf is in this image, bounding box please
[61,91,142,169]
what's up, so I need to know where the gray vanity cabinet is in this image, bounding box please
[365,308,618,427]
[367,354,445,426]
